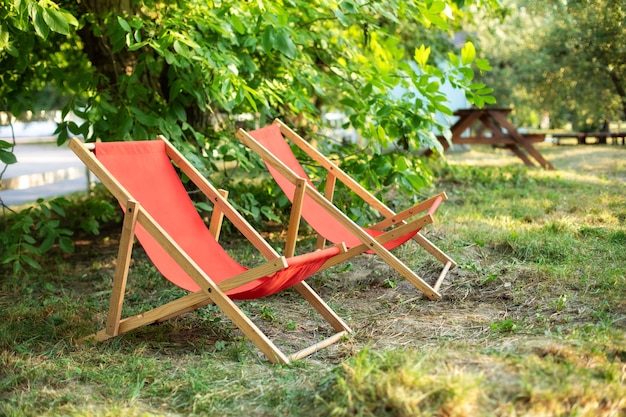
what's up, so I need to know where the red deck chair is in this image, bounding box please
[69,136,351,364]
[236,120,457,301]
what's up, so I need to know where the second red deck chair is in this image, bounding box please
[236,120,457,301]
[69,136,352,364]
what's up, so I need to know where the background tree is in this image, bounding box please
[474,0,626,130]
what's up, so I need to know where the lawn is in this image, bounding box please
[1,143,625,416]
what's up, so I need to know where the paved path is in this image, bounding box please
[1,122,89,207]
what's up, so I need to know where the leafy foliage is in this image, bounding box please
[2,0,496,157]
[0,0,497,271]
[0,189,118,275]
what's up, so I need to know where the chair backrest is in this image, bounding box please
[249,124,370,247]
[94,141,246,292]
[248,124,422,252]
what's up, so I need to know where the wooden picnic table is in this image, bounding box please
[431,108,554,170]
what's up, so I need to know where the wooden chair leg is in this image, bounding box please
[105,200,139,337]
[433,261,453,293]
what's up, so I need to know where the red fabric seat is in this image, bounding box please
[95,141,339,300]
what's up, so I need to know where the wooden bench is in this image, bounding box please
[551,132,626,145]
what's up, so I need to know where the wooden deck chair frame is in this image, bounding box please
[69,136,352,364]
[236,119,457,301]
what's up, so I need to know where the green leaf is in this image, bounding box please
[59,237,74,253]
[459,67,475,81]
[42,8,70,35]
[414,44,431,68]
[117,16,131,32]
[448,52,460,67]
[0,149,17,164]
[376,124,386,140]
[29,4,49,40]
[194,201,213,212]
[0,139,13,149]
[395,155,409,171]
[261,26,274,52]
[461,42,476,65]
[230,14,246,35]
[476,58,492,71]
[22,234,36,244]
[0,25,9,50]
[130,107,160,127]
[275,30,297,59]
[339,97,361,109]
[40,233,55,253]
[428,1,447,14]
[12,260,22,275]
[49,201,66,216]
[21,254,42,270]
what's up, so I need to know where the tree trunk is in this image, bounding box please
[74,1,212,139]
[609,69,626,122]
[76,1,142,92]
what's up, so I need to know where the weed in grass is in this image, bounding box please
[490,318,518,334]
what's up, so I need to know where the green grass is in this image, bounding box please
[1,144,625,416]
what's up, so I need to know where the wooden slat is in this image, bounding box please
[411,232,457,267]
[218,258,288,293]
[289,331,349,361]
[294,281,352,333]
[450,110,482,142]
[318,215,433,270]
[451,136,518,145]
[433,261,452,293]
[85,291,214,341]
[505,144,536,167]
[489,111,554,170]
[69,138,133,207]
[316,171,337,250]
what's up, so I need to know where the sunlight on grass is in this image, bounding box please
[317,345,626,416]
[1,144,625,416]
